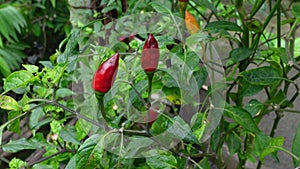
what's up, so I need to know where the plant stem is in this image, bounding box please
[235,0,249,106]
[251,0,281,51]
[123,129,149,136]
[270,111,283,137]
[277,3,281,48]
[40,100,106,129]
[189,1,208,21]
[249,0,266,18]
[146,72,154,132]
[238,134,248,169]
[0,103,48,145]
[32,99,98,123]
[117,80,148,107]
[27,149,76,167]
[146,72,154,106]
[31,99,156,137]
[95,92,106,119]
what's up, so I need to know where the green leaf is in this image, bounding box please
[239,66,282,86]
[254,133,269,150]
[8,111,21,134]
[162,87,182,105]
[168,116,199,144]
[150,115,169,136]
[18,94,30,111]
[29,106,44,131]
[129,80,147,111]
[0,44,27,70]
[145,149,177,169]
[155,35,176,48]
[9,158,26,169]
[244,18,263,33]
[271,90,292,108]
[42,65,66,86]
[191,112,206,142]
[2,134,47,153]
[177,50,200,69]
[129,39,139,49]
[259,136,284,162]
[226,107,260,133]
[186,32,212,47]
[76,134,103,169]
[191,112,203,131]
[292,122,300,167]
[39,61,53,68]
[193,124,206,143]
[275,48,288,65]
[32,23,41,36]
[0,95,19,111]
[226,132,241,155]
[204,21,242,32]
[193,67,208,89]
[31,118,52,134]
[75,120,90,141]
[199,157,211,169]
[259,48,289,66]
[245,99,264,117]
[0,5,26,43]
[150,1,171,14]
[112,41,129,52]
[0,56,11,77]
[210,126,221,152]
[124,137,154,157]
[240,79,264,97]
[3,70,34,93]
[22,64,39,74]
[32,164,53,169]
[59,125,81,145]
[57,30,79,64]
[292,3,300,18]
[50,0,56,7]
[162,73,179,88]
[229,47,252,63]
[65,154,77,169]
[50,120,63,134]
[193,0,217,13]
[0,126,4,145]
[56,88,75,98]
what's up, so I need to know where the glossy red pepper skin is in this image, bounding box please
[92,53,119,93]
[141,33,160,73]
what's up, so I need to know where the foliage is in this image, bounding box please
[1,0,300,169]
[0,0,70,79]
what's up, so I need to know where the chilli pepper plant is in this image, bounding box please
[1,1,300,169]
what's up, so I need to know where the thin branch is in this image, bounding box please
[27,149,76,167]
[48,100,106,129]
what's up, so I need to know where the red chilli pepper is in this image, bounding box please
[141,33,160,73]
[92,53,119,93]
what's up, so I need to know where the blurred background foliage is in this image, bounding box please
[0,0,70,82]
